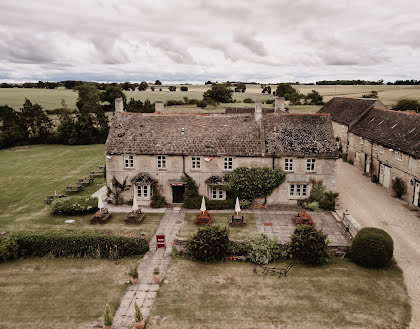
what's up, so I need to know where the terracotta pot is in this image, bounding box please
[153,274,160,283]
[131,278,138,285]
[103,325,112,329]
[135,319,145,329]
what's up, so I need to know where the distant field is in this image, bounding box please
[1,84,419,114]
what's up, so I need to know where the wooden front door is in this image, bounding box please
[379,164,391,188]
[364,154,370,174]
[414,180,420,207]
[172,186,185,203]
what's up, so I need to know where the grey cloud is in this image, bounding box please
[233,31,267,57]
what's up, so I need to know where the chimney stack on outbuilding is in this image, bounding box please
[255,100,262,127]
[115,98,124,114]
[155,101,164,114]
[275,97,285,113]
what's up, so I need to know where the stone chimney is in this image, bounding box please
[255,100,262,127]
[155,101,164,114]
[114,98,124,113]
[275,97,285,113]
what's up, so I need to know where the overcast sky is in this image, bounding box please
[0,0,419,83]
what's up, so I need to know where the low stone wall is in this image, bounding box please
[342,212,362,238]
[173,238,349,258]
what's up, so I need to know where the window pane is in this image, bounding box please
[137,186,141,197]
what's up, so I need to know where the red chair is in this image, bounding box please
[156,234,166,250]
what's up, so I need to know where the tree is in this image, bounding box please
[180,86,188,91]
[203,84,233,103]
[155,80,162,85]
[168,86,176,91]
[20,99,53,142]
[64,80,83,89]
[125,98,154,113]
[0,105,27,148]
[122,81,135,91]
[304,90,324,105]
[100,85,126,112]
[138,81,148,91]
[392,98,420,113]
[205,81,212,85]
[226,167,286,202]
[275,83,300,101]
[234,83,246,92]
[361,90,378,98]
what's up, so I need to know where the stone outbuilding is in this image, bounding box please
[105,99,338,206]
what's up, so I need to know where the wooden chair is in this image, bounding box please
[90,208,111,224]
[156,234,166,250]
[125,209,145,224]
[294,211,313,226]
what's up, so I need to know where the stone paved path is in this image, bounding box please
[113,207,185,329]
[254,210,349,246]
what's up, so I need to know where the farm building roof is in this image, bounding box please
[105,112,338,158]
[349,108,420,158]
[318,97,385,125]
[225,107,274,114]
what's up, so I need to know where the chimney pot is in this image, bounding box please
[275,97,285,113]
[114,98,124,113]
[255,100,262,127]
[155,101,164,114]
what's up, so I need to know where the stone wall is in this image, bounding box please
[342,212,362,238]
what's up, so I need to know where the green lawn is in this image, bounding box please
[178,213,257,240]
[148,258,411,329]
[0,257,139,329]
[0,144,163,236]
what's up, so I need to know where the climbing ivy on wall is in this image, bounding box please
[226,167,286,201]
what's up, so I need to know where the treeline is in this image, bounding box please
[316,79,384,85]
[387,80,420,85]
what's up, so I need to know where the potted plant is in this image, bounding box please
[129,265,139,284]
[134,301,145,329]
[153,267,160,283]
[103,304,113,329]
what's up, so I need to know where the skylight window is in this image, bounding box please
[409,127,416,134]
[369,118,375,122]
[391,123,398,129]
[378,120,384,125]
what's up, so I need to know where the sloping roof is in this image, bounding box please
[318,97,380,125]
[349,108,420,158]
[264,114,338,157]
[225,107,274,114]
[106,113,263,156]
[105,112,338,158]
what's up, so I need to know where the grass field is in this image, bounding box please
[0,257,139,329]
[148,258,411,329]
[178,213,257,240]
[0,144,163,236]
[1,84,418,114]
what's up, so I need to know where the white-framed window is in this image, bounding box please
[341,125,345,133]
[306,159,316,172]
[224,157,233,170]
[210,186,225,200]
[124,155,134,168]
[289,184,308,198]
[395,151,403,161]
[136,184,153,199]
[284,158,294,172]
[192,157,201,170]
[356,152,360,161]
[379,146,384,154]
[157,155,166,169]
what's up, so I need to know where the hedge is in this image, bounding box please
[0,231,149,262]
[50,196,98,215]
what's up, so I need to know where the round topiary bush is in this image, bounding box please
[349,227,393,268]
[288,225,328,265]
[187,224,229,262]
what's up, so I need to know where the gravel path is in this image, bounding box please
[336,159,420,328]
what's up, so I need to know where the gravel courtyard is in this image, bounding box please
[337,159,419,328]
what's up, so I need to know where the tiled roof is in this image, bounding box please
[264,114,338,157]
[318,97,383,125]
[349,108,420,158]
[225,107,274,114]
[105,112,338,158]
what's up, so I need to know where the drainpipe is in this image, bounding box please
[272,153,275,169]
[182,151,186,175]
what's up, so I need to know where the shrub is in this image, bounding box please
[303,201,319,211]
[165,100,184,106]
[243,98,254,103]
[319,191,339,211]
[239,199,251,209]
[0,231,149,262]
[265,99,275,104]
[134,301,143,322]
[103,304,113,326]
[151,185,167,208]
[196,100,207,108]
[348,227,393,268]
[182,175,202,209]
[308,180,339,211]
[187,225,230,262]
[50,196,98,215]
[392,177,406,199]
[288,225,328,265]
[206,199,235,210]
[227,240,248,256]
[309,181,326,202]
[371,175,378,183]
[245,233,282,264]
[129,265,138,279]
[348,158,354,165]
[180,86,188,91]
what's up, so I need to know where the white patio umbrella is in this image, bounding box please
[98,196,104,209]
[200,196,206,213]
[133,196,139,211]
[235,197,241,217]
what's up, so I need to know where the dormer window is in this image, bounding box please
[124,155,134,168]
[395,151,403,162]
[157,155,166,169]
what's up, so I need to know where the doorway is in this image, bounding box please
[364,154,370,174]
[172,185,185,203]
[413,180,420,207]
[379,163,391,188]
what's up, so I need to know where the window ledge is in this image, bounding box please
[124,167,135,170]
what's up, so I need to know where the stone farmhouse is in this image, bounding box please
[319,97,420,207]
[105,98,338,206]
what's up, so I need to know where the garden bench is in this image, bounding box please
[89,170,104,177]
[90,208,111,224]
[78,177,94,185]
[228,215,246,226]
[294,211,313,226]
[45,193,66,204]
[258,261,295,278]
[125,209,145,224]
[194,211,213,225]
[66,184,83,192]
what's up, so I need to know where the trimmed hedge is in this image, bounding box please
[0,231,149,262]
[50,196,98,215]
[187,225,230,262]
[348,227,393,268]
